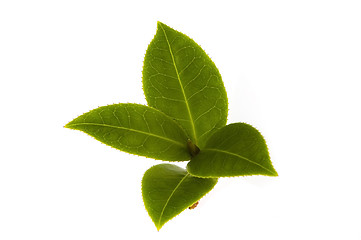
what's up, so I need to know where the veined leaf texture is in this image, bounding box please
[65,103,190,161]
[143,22,228,148]
[187,123,278,177]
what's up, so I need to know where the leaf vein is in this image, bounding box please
[205,148,275,174]
[67,122,185,147]
[158,173,189,227]
[159,24,198,144]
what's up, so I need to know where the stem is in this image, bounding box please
[187,139,200,157]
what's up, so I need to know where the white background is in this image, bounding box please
[1,0,360,239]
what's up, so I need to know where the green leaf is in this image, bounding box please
[187,123,278,177]
[142,163,217,230]
[142,22,228,148]
[65,103,191,161]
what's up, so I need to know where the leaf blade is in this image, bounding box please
[65,103,191,161]
[187,123,278,177]
[143,22,228,148]
[142,164,217,230]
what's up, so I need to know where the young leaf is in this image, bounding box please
[187,123,278,177]
[65,103,191,161]
[142,22,228,148]
[142,163,217,230]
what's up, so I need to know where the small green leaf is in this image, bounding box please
[65,103,191,161]
[142,163,217,230]
[187,123,278,177]
[143,22,228,148]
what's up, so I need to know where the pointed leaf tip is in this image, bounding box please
[64,121,74,129]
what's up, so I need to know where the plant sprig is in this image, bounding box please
[65,22,277,231]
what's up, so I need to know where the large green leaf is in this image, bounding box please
[142,164,217,230]
[65,103,191,161]
[142,22,228,148]
[187,123,278,177]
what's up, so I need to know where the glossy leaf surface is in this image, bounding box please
[187,123,278,177]
[143,22,228,148]
[65,104,190,161]
[142,164,217,230]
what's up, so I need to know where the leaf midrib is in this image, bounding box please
[157,173,189,229]
[66,122,185,147]
[205,148,275,174]
[159,24,198,145]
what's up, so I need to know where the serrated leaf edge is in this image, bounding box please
[186,165,278,179]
